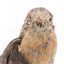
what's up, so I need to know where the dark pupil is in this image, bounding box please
[49,18,52,22]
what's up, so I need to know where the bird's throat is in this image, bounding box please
[18,27,55,64]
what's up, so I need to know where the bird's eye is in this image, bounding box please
[49,18,52,22]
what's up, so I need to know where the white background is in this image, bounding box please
[0,0,64,64]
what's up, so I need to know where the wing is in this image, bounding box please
[0,37,29,64]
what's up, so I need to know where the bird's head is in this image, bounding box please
[25,8,53,23]
[20,8,54,37]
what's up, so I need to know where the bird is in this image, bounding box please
[0,7,57,64]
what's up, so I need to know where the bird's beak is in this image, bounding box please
[38,16,46,23]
